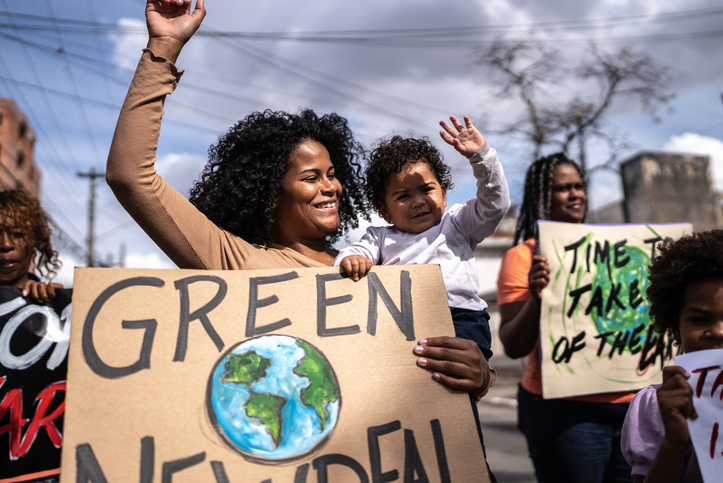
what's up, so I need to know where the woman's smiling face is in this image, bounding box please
[549,163,586,224]
[272,140,343,244]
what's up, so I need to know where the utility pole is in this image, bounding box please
[77,167,104,267]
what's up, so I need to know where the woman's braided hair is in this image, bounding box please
[513,152,586,245]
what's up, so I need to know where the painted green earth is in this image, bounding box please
[210,335,341,461]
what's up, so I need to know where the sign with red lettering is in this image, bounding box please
[0,287,71,483]
[60,266,489,482]
[676,349,723,483]
[538,221,692,398]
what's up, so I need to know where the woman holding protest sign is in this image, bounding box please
[106,0,495,412]
[0,189,66,483]
[496,153,634,482]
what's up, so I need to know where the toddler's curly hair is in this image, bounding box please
[364,135,453,215]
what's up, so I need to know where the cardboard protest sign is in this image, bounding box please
[0,286,71,483]
[61,265,489,482]
[538,221,692,398]
[676,348,723,483]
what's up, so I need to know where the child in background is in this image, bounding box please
[334,116,510,361]
[621,228,723,483]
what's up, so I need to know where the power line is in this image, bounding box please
[2,6,723,40]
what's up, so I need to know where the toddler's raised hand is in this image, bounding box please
[439,115,486,158]
[339,255,372,282]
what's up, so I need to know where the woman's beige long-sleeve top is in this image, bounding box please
[106,50,327,271]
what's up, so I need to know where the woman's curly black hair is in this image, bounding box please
[189,109,369,245]
[365,135,453,215]
[647,228,723,343]
[514,152,587,245]
[0,190,61,280]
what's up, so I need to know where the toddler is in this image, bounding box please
[621,228,723,482]
[334,116,510,360]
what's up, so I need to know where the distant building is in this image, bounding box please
[0,98,40,197]
[620,151,720,231]
[589,151,721,230]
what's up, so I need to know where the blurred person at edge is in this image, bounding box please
[0,189,64,483]
[0,190,63,299]
[496,153,634,483]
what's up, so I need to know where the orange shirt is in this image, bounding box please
[497,238,634,404]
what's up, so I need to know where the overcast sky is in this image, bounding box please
[1,0,721,286]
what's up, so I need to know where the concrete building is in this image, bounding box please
[589,151,721,230]
[0,98,41,197]
[621,151,721,230]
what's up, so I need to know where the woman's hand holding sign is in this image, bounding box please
[414,337,494,398]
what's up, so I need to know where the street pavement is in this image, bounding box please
[477,356,537,483]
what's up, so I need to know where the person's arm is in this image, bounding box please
[108,0,255,270]
[438,115,511,245]
[497,247,550,359]
[331,226,386,268]
[640,366,696,483]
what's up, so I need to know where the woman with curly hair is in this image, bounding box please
[497,153,634,482]
[0,189,62,300]
[621,229,723,483]
[107,0,495,406]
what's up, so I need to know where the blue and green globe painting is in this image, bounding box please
[207,335,341,462]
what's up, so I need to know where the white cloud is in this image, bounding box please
[155,152,207,197]
[663,133,723,191]
[109,18,148,70]
[123,252,176,270]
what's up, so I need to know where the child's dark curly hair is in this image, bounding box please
[0,190,61,279]
[647,228,723,343]
[365,135,453,215]
[189,109,369,245]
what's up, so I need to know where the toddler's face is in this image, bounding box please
[379,161,446,234]
[677,277,723,353]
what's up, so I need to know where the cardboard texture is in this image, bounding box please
[0,287,72,483]
[538,221,692,398]
[61,265,489,482]
[676,349,723,483]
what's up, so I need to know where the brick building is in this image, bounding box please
[0,98,41,197]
